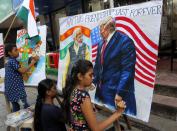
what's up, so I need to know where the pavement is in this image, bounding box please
[155,57,177,87]
[0,87,38,131]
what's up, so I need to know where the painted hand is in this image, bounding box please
[116,100,126,114]
[115,94,122,103]
[115,94,122,109]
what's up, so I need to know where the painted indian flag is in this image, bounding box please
[16,0,38,37]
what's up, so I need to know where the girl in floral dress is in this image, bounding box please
[63,60,126,131]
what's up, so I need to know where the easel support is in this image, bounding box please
[123,114,132,130]
[113,120,122,131]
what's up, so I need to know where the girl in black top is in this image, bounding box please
[34,79,66,131]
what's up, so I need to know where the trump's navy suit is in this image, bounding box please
[93,31,137,115]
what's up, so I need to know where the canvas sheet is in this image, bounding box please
[16,25,46,86]
[58,1,162,122]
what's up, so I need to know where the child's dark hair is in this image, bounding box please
[62,59,93,123]
[34,79,55,131]
[5,44,16,57]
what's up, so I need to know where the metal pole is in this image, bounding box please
[49,13,57,51]
[171,0,174,40]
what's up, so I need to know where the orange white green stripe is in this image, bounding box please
[16,0,38,37]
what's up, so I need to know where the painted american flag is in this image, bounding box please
[91,16,158,88]
[91,26,102,63]
[0,44,4,58]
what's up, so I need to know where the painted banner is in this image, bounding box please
[16,25,46,86]
[58,1,162,122]
[0,33,5,92]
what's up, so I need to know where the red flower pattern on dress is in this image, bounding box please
[70,88,91,130]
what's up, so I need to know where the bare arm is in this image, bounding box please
[81,97,125,131]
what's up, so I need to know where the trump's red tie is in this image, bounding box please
[101,41,107,65]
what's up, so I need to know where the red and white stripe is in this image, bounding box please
[115,16,158,88]
[91,16,158,88]
[0,45,4,58]
[92,44,98,63]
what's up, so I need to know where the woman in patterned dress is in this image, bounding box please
[63,60,126,131]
